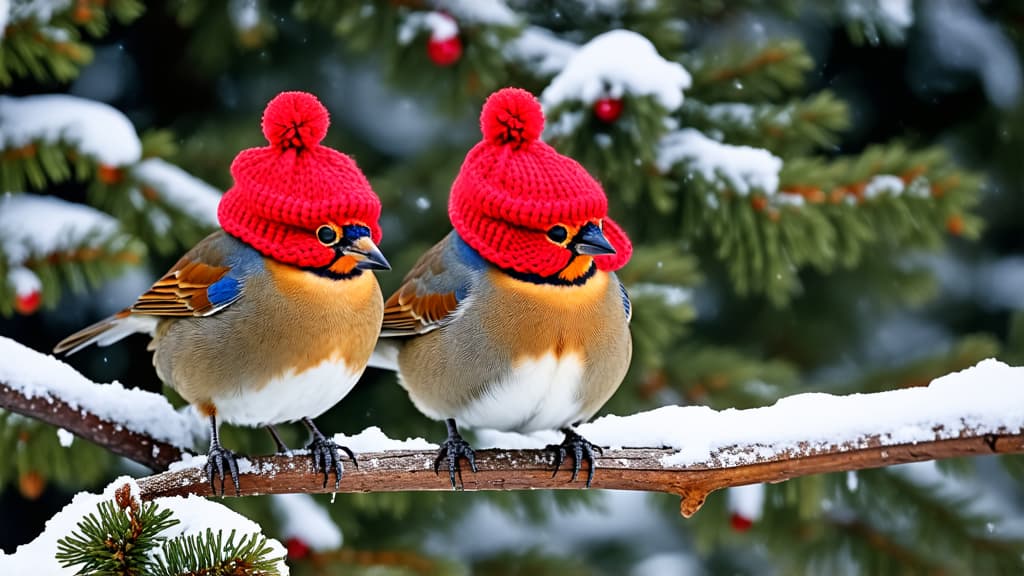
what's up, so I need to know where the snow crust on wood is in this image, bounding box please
[0,192,122,264]
[0,94,141,165]
[332,425,438,452]
[657,128,782,195]
[271,494,343,551]
[541,30,691,111]
[0,336,196,449]
[574,359,1024,467]
[132,158,221,227]
[0,477,288,574]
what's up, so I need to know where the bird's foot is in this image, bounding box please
[204,443,241,496]
[546,429,603,488]
[307,435,357,490]
[434,435,478,491]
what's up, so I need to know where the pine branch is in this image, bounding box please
[0,383,189,470]
[135,428,1023,518]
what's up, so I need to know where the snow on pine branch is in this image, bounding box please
[578,359,1024,468]
[0,336,197,449]
[0,94,141,166]
[657,128,783,196]
[132,158,221,228]
[0,477,288,574]
[541,30,692,111]
[505,26,578,77]
[0,193,131,296]
[271,494,342,552]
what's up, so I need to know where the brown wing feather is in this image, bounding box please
[130,260,232,317]
[381,239,462,336]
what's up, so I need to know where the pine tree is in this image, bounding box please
[2,1,1023,574]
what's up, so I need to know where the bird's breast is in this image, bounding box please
[457,351,587,433]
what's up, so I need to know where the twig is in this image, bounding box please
[2,375,1022,516]
[0,382,188,470]
[136,429,1024,517]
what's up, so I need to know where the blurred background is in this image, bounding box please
[2,0,1024,573]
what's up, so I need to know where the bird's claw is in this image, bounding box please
[204,444,241,496]
[546,430,603,488]
[434,436,478,490]
[307,436,356,490]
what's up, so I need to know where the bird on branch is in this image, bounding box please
[55,91,390,495]
[372,87,633,489]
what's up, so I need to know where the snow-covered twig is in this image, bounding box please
[1,335,1022,516]
[136,429,1022,517]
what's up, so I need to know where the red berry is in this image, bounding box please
[14,290,41,315]
[729,512,754,533]
[593,98,623,123]
[97,164,123,185]
[286,537,310,560]
[427,35,463,67]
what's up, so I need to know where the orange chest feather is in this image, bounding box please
[263,259,383,372]
[484,269,618,357]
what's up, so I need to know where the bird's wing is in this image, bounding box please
[130,231,245,318]
[381,232,484,337]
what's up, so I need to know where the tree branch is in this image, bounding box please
[0,382,188,470]
[135,427,1024,517]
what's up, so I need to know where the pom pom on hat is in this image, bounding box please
[449,87,632,277]
[261,91,330,150]
[480,87,545,146]
[218,91,382,269]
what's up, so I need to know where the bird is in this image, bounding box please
[372,87,633,489]
[54,91,390,495]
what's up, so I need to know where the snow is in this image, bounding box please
[632,553,701,576]
[228,0,259,31]
[433,0,518,26]
[7,266,40,297]
[572,358,1024,467]
[0,336,196,449]
[629,283,692,307]
[271,494,342,551]
[0,477,288,573]
[331,425,437,452]
[728,484,765,520]
[541,30,691,111]
[0,94,142,166]
[863,174,905,198]
[56,427,74,448]
[505,26,578,77]
[132,158,221,227]
[6,0,71,26]
[0,193,122,265]
[919,0,1022,108]
[398,11,458,45]
[657,129,782,195]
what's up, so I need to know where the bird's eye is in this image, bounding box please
[546,225,569,244]
[316,225,339,246]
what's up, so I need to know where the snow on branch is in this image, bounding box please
[0,94,141,166]
[0,337,197,469]
[1,335,1022,516]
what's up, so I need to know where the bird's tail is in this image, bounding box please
[367,339,400,371]
[53,310,158,355]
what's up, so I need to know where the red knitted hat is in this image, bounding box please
[218,91,382,269]
[448,88,631,277]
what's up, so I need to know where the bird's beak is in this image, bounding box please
[572,222,617,256]
[346,237,391,271]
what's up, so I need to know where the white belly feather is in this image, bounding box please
[214,359,362,426]
[457,352,586,433]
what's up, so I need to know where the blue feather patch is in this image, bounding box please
[619,282,632,322]
[207,276,241,307]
